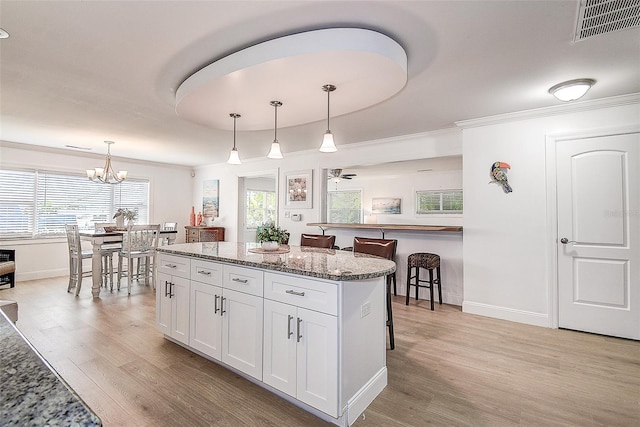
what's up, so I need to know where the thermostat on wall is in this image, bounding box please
[291,214,302,222]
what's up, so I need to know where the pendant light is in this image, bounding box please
[267,101,284,159]
[227,113,241,165]
[319,84,337,153]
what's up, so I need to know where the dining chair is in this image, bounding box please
[117,224,160,294]
[95,222,121,290]
[65,224,93,296]
[344,236,398,350]
[300,233,337,249]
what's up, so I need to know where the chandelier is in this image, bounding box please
[86,141,128,184]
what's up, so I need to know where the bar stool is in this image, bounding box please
[406,253,442,310]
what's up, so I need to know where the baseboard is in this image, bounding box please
[346,367,387,426]
[462,301,550,327]
[16,269,67,282]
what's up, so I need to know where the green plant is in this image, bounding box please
[122,208,138,221]
[256,222,288,243]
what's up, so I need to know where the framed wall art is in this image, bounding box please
[285,169,312,209]
[371,197,401,214]
[203,179,220,217]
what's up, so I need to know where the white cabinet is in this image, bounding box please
[189,260,224,358]
[263,273,339,416]
[157,254,190,345]
[263,299,338,416]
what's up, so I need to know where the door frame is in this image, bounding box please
[236,168,280,243]
[545,124,640,329]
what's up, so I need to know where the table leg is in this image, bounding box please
[91,243,102,298]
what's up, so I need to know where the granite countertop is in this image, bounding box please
[0,311,102,426]
[157,242,396,281]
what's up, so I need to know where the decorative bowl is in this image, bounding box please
[261,241,280,251]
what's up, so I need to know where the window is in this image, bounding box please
[327,190,362,223]
[245,190,276,228]
[416,190,463,214]
[0,168,149,239]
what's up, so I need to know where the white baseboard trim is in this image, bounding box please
[462,301,550,328]
[17,269,67,282]
[346,367,387,426]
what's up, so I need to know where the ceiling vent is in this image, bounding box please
[575,0,640,41]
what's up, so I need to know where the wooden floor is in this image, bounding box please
[2,276,639,426]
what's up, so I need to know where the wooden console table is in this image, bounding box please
[306,223,463,238]
[184,226,225,243]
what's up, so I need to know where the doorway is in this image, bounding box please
[549,130,639,339]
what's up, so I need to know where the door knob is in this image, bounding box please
[560,237,576,244]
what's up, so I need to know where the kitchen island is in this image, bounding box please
[155,242,395,426]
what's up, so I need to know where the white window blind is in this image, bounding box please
[416,190,463,214]
[0,168,149,239]
[327,190,362,223]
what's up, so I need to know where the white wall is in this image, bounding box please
[193,128,465,305]
[461,97,640,326]
[0,142,193,280]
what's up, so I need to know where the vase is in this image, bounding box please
[116,215,124,228]
[189,206,196,226]
[261,241,279,251]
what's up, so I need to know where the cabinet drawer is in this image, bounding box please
[264,272,337,316]
[191,259,223,285]
[223,265,263,297]
[157,254,190,279]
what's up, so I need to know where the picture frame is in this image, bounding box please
[371,197,401,214]
[203,179,220,217]
[285,169,312,209]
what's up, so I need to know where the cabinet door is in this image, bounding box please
[190,281,222,359]
[156,272,172,335]
[221,288,263,380]
[171,275,191,345]
[263,299,297,397]
[296,308,339,417]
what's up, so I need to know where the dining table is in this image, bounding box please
[79,229,177,297]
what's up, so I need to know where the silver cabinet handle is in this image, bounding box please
[220,297,226,315]
[560,238,577,244]
[214,294,220,314]
[286,289,305,297]
[164,281,170,297]
[169,282,175,298]
[232,277,249,283]
[287,315,294,339]
[197,270,211,276]
[296,317,302,343]
[166,263,177,269]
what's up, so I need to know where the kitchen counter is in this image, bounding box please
[0,310,102,426]
[156,242,396,281]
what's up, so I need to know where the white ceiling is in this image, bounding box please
[1,1,638,167]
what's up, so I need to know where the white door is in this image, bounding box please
[171,276,191,345]
[190,281,222,359]
[221,288,264,380]
[296,307,338,417]
[262,299,297,397]
[557,132,639,339]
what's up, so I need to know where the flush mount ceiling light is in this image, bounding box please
[86,141,127,184]
[227,113,242,165]
[267,101,283,159]
[0,28,9,39]
[175,28,407,131]
[319,84,337,153]
[548,78,596,102]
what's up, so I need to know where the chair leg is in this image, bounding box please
[415,267,420,301]
[386,275,395,350]
[437,266,442,305]
[405,266,412,305]
[429,268,434,311]
[67,257,75,292]
[75,258,83,296]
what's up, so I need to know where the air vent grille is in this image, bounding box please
[575,0,640,41]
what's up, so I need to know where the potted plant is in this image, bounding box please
[256,221,289,250]
[122,208,138,227]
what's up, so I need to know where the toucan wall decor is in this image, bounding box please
[490,161,512,193]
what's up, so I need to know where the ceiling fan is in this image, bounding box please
[328,169,357,182]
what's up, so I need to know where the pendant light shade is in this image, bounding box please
[267,101,284,159]
[227,113,242,165]
[319,84,337,153]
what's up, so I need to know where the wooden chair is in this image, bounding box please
[0,249,16,289]
[65,224,93,296]
[300,233,336,249]
[346,236,398,350]
[95,222,121,290]
[117,224,160,294]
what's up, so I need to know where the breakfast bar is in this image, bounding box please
[155,242,395,426]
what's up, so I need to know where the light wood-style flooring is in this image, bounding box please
[2,276,639,426]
